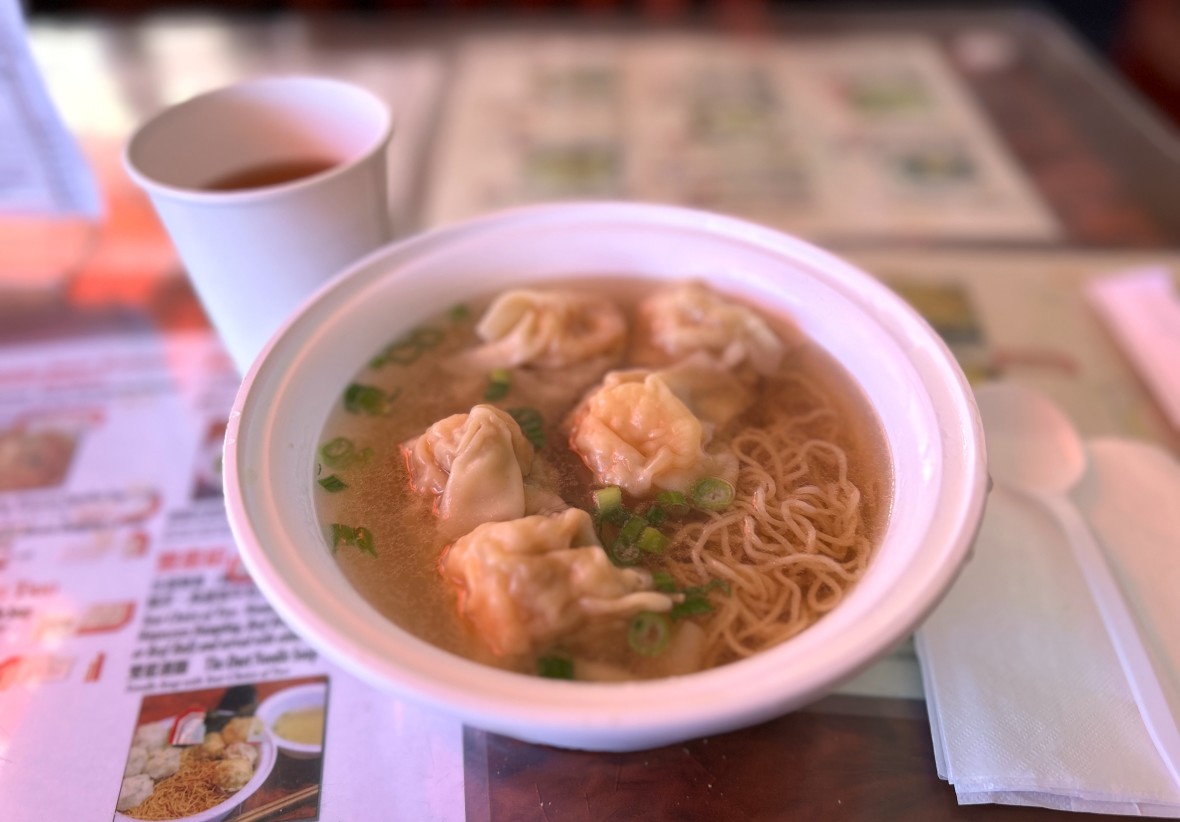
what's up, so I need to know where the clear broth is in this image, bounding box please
[315,279,893,678]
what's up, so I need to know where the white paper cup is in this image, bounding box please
[124,76,394,373]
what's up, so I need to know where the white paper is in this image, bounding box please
[0,332,464,822]
[0,0,101,217]
[916,437,1180,814]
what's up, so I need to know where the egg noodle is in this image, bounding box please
[665,372,875,667]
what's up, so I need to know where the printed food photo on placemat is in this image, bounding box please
[115,676,327,822]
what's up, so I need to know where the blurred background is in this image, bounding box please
[20,1,1180,132]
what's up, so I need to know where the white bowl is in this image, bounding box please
[256,683,327,758]
[224,202,987,752]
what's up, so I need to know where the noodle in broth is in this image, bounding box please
[665,372,874,667]
[317,279,891,680]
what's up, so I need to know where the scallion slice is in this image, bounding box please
[343,383,398,415]
[651,571,678,593]
[320,437,355,466]
[637,526,668,555]
[616,514,648,545]
[601,506,631,527]
[592,486,623,517]
[353,527,376,556]
[330,524,354,553]
[628,613,671,657]
[608,539,642,567]
[690,477,735,511]
[670,579,732,621]
[317,474,347,492]
[330,523,376,556]
[370,326,446,368]
[449,304,470,323]
[656,490,691,518]
[537,656,575,680]
[484,368,512,401]
[644,505,668,527]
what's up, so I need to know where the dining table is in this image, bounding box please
[2,3,1179,820]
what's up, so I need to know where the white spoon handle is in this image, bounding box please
[1043,492,1180,788]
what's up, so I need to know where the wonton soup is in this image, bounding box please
[314,279,891,681]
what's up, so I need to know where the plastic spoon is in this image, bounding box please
[976,382,1180,788]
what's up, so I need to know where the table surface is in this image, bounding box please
[7,6,1180,821]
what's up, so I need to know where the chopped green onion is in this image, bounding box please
[637,526,669,555]
[670,579,732,621]
[601,506,631,527]
[628,613,671,657]
[608,539,642,567]
[370,340,417,368]
[330,524,354,553]
[370,326,446,368]
[656,490,691,518]
[537,656,575,680]
[644,505,668,527]
[651,571,678,593]
[484,368,512,401]
[320,437,355,466]
[449,304,470,323]
[592,486,623,517]
[353,527,376,556]
[330,523,376,556]
[508,407,544,449]
[411,327,445,348]
[608,514,649,566]
[617,515,648,545]
[317,475,348,492]
[344,383,399,415]
[690,477,735,511]
[671,595,715,620]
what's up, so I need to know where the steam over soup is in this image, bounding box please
[315,280,891,681]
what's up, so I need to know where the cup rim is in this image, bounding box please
[122,75,395,204]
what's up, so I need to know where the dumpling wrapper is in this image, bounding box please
[403,405,542,540]
[641,281,792,375]
[442,508,674,656]
[569,365,740,497]
[470,288,626,369]
[132,718,171,750]
[634,353,753,431]
[144,745,181,780]
[118,774,155,812]
[123,744,148,778]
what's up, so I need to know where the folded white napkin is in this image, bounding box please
[915,437,1180,816]
[1085,266,1180,435]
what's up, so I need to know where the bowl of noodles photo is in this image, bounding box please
[116,716,276,821]
[224,201,987,751]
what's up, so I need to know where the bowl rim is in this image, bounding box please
[224,200,987,748]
